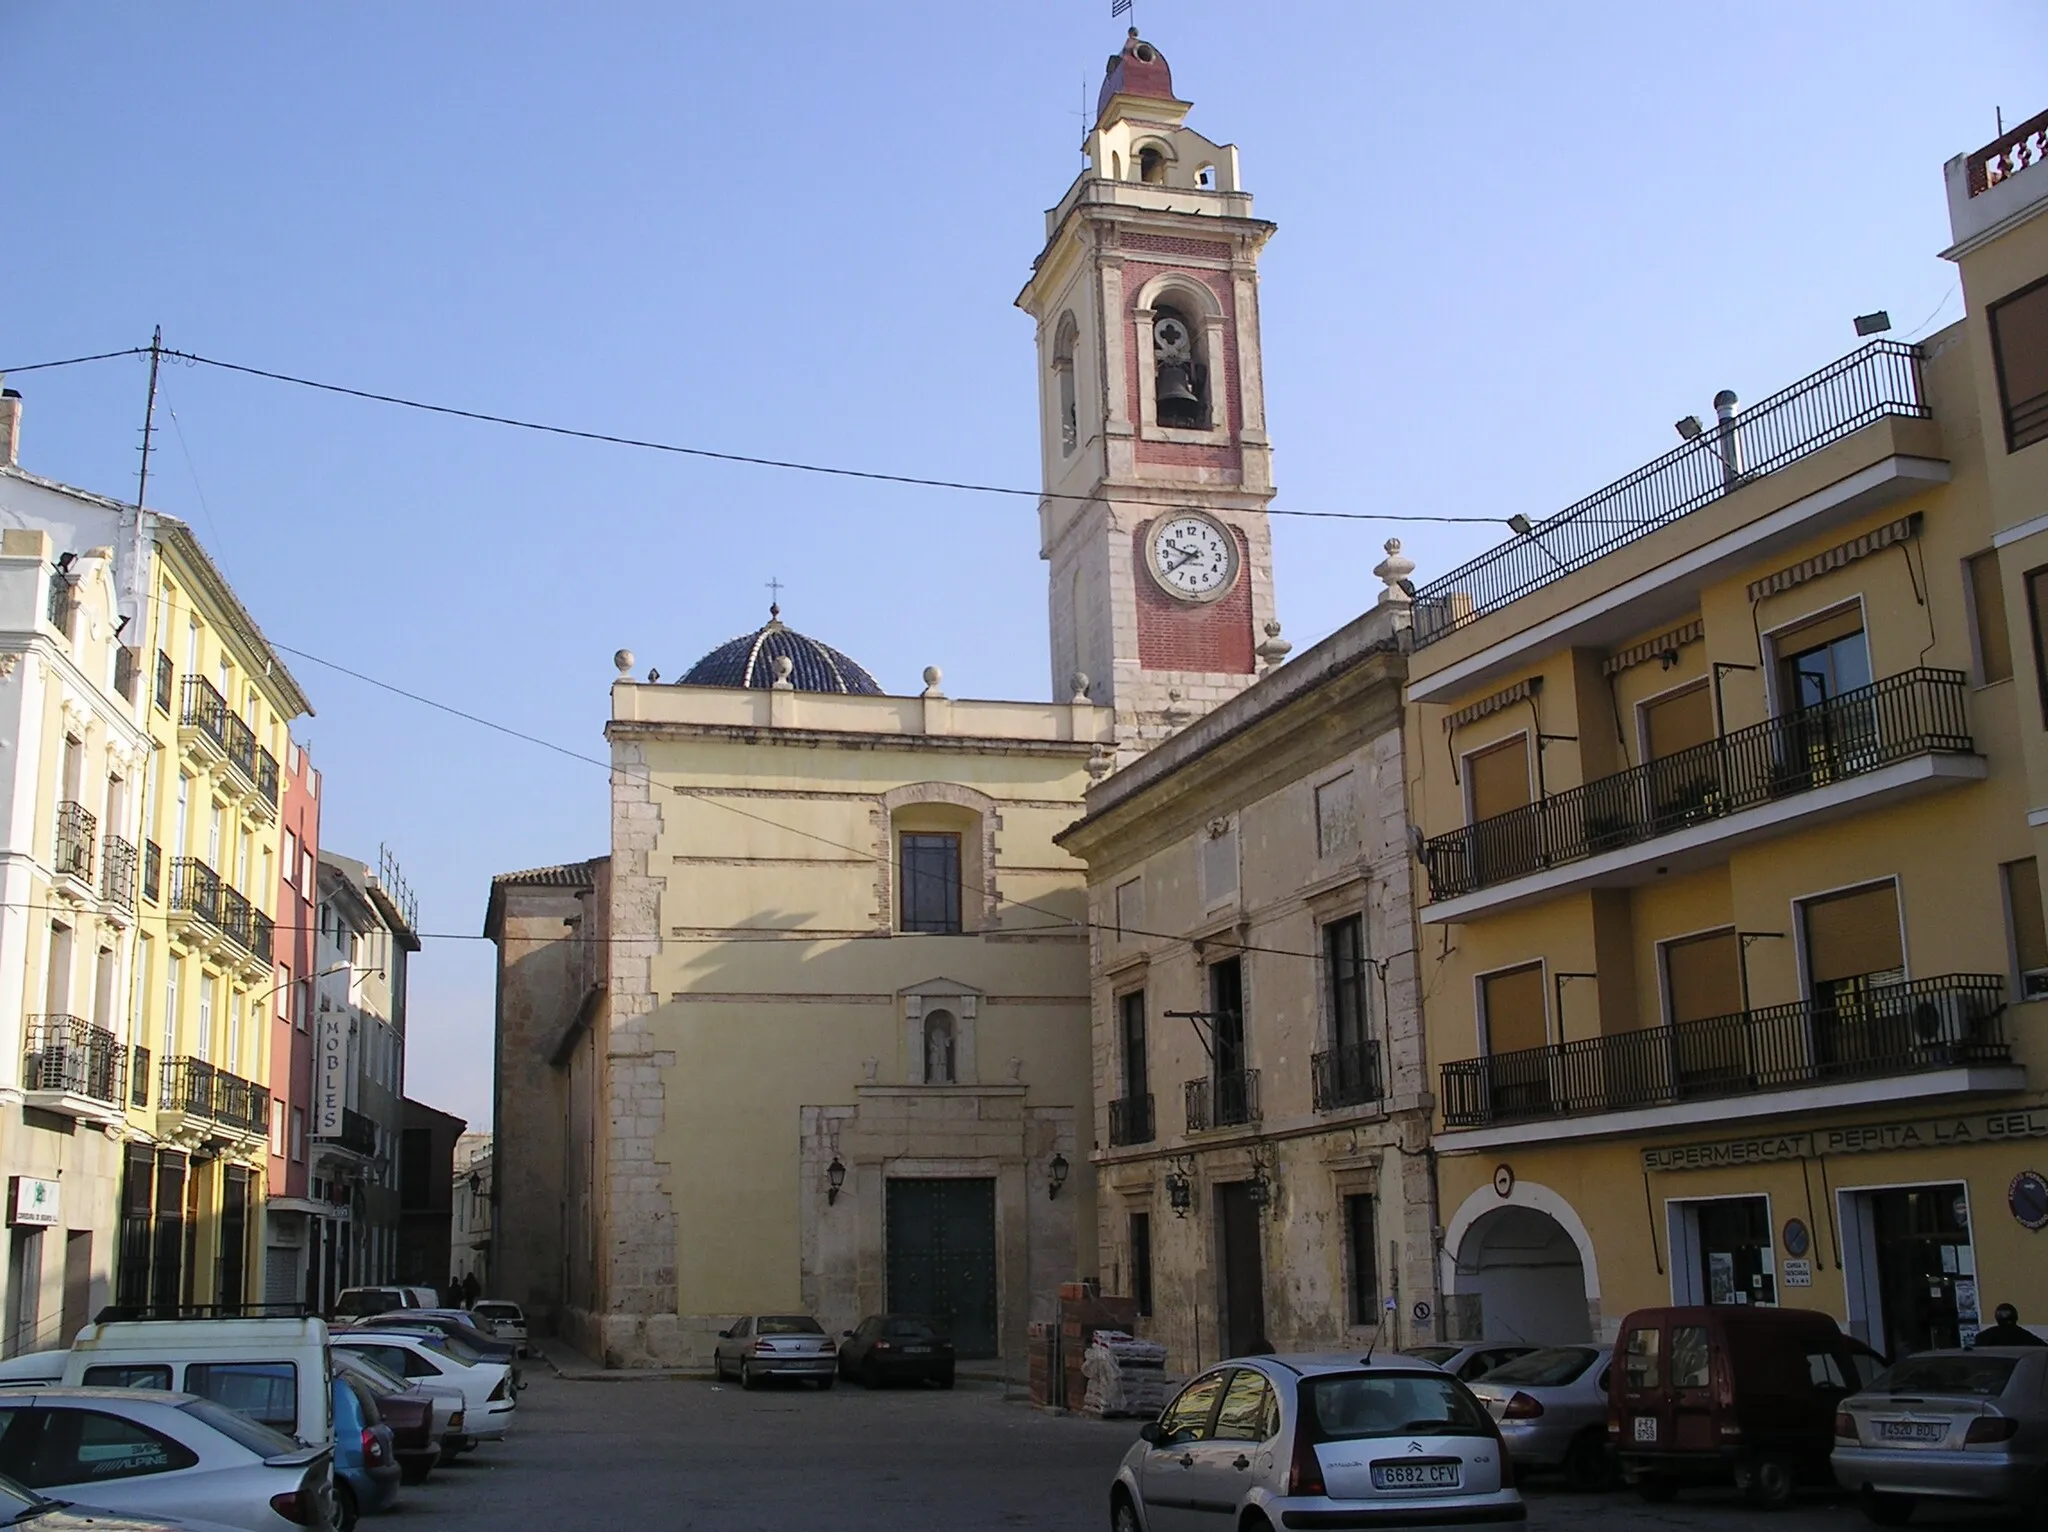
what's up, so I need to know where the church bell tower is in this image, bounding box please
[1018,30,1282,756]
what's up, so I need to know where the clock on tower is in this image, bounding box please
[1018,30,1281,757]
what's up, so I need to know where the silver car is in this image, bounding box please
[712,1315,837,1389]
[1833,1347,2048,1525]
[1469,1346,1617,1489]
[470,1300,529,1355]
[1111,1353,1524,1532]
[1401,1342,1541,1384]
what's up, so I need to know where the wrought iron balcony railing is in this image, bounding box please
[1312,1041,1385,1112]
[1420,670,1973,902]
[1410,341,1930,648]
[256,748,279,806]
[101,835,137,910]
[153,652,173,713]
[180,676,229,750]
[315,1107,377,1157]
[1108,1093,1155,1147]
[158,1056,269,1134]
[130,1045,150,1107]
[170,856,223,929]
[142,841,162,903]
[1184,1069,1260,1132]
[222,712,257,786]
[23,1015,126,1104]
[1440,973,2010,1129]
[46,574,76,636]
[54,801,96,882]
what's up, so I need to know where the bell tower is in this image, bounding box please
[1019,30,1282,757]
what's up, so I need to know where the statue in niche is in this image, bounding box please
[924,1010,956,1085]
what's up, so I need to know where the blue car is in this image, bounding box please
[332,1372,402,1529]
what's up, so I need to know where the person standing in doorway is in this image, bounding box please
[461,1271,481,1308]
[1973,1303,2045,1346]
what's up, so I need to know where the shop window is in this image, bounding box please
[1989,273,2048,452]
[1966,551,2014,684]
[1670,1196,1775,1306]
[2002,859,2048,1000]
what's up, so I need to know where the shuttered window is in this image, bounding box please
[1466,735,1531,823]
[1801,882,1904,986]
[1663,929,1742,1025]
[1643,683,1716,762]
[1990,274,2048,453]
[1481,963,1547,1055]
[1968,552,2014,684]
[2002,860,2048,994]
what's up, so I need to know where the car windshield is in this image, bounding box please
[1302,1372,1493,1440]
[1478,1347,1599,1387]
[758,1317,824,1336]
[181,1397,301,1458]
[336,1290,401,1316]
[883,1319,940,1340]
[1870,1355,2018,1398]
[0,1472,45,1519]
[1400,1346,1460,1366]
[472,1303,520,1323]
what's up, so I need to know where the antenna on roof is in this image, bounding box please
[1364,1295,1394,1363]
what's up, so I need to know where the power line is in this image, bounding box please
[0,347,151,376]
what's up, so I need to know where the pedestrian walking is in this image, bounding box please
[1973,1303,2045,1346]
[461,1270,481,1308]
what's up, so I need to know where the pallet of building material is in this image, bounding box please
[1081,1332,1177,1418]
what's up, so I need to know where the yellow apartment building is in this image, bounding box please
[1400,115,2048,1356]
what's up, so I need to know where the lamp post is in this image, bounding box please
[1047,1152,1069,1201]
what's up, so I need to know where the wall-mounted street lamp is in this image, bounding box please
[1164,1154,1195,1218]
[1245,1144,1275,1214]
[826,1156,846,1207]
[1047,1152,1069,1201]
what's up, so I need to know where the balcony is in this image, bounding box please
[1107,1093,1155,1148]
[158,1056,269,1138]
[53,801,95,885]
[130,1045,150,1107]
[254,748,280,813]
[315,1107,377,1158]
[1184,1069,1261,1133]
[153,651,173,713]
[167,856,223,947]
[1420,670,1981,921]
[1439,973,2019,1145]
[22,1015,127,1117]
[178,676,230,764]
[101,835,137,912]
[142,841,161,904]
[1312,1042,1385,1112]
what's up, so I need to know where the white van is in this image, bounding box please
[33,1316,335,1447]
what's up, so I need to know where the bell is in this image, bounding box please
[1156,362,1199,410]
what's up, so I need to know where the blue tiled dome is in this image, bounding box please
[678,609,882,695]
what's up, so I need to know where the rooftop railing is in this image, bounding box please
[1442,973,2008,1129]
[1410,341,1929,649]
[1421,669,1972,902]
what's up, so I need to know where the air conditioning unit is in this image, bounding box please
[2022,969,2048,1003]
[1910,989,1989,1052]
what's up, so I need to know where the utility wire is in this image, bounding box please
[0,347,151,376]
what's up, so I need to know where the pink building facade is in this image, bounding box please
[262,741,322,1306]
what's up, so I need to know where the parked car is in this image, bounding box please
[1400,1342,1541,1383]
[330,1331,516,1448]
[354,1312,524,1387]
[1469,1345,1617,1489]
[0,1386,335,1531]
[1832,1347,2048,1525]
[1610,1305,1884,1507]
[0,1469,254,1532]
[1112,1352,1522,1532]
[329,1373,400,1530]
[333,1288,417,1320]
[58,1317,335,1448]
[469,1300,528,1354]
[836,1316,956,1389]
[713,1315,836,1389]
[331,1347,464,1471]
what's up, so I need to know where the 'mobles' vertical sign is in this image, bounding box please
[317,1008,347,1135]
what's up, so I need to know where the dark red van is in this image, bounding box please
[1608,1306,1884,1507]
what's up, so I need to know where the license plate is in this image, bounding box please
[1633,1416,1658,1443]
[1370,1460,1461,1490]
[1877,1420,1944,1443]
[904,1345,931,1355]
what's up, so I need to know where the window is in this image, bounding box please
[173,774,188,858]
[1670,1326,1710,1390]
[227,995,242,1071]
[163,960,179,1056]
[1967,551,2014,683]
[1804,1344,1848,1391]
[1209,958,1245,1078]
[10,1407,197,1487]
[1315,772,1356,859]
[1465,734,1531,823]
[78,1364,171,1389]
[1622,1327,1661,1389]
[1113,877,1142,940]
[1053,313,1079,454]
[196,975,215,1062]
[283,831,297,888]
[1325,915,1368,1054]
[1119,990,1147,1103]
[1150,304,1208,429]
[1480,963,1546,1055]
[1663,929,1741,1026]
[1344,1194,1379,1326]
[1155,1372,1226,1445]
[129,936,151,1046]
[1642,681,1715,762]
[1130,1213,1152,1318]
[1801,880,1904,1006]
[899,833,962,934]
[1989,272,2048,452]
[1300,1374,1490,1441]
[1200,821,1237,907]
[400,1129,432,1211]
[2003,859,2048,1000]
[269,1099,285,1156]
[1213,1368,1279,1442]
[1775,606,1871,710]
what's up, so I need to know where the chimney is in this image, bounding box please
[0,386,20,470]
[1713,389,1742,487]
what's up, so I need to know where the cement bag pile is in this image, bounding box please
[1082,1330,1175,1417]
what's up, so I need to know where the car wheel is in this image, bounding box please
[399,1458,431,1486]
[938,1370,955,1390]
[861,1360,881,1389]
[335,1480,360,1532]
[1564,1430,1615,1492]
[740,1359,759,1391]
[1745,1453,1796,1510]
[1858,1490,1916,1526]
[1111,1490,1142,1532]
[817,1374,834,1390]
[1634,1474,1679,1503]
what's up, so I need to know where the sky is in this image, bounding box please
[3,3,2042,1133]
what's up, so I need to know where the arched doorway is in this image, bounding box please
[1451,1204,1593,1345]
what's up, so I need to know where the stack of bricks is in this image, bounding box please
[1027,1321,1058,1407]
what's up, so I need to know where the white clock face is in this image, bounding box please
[1149,514,1238,601]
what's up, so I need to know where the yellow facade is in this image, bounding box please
[1402,127,2048,1353]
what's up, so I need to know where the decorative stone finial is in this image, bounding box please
[1375,538,1416,607]
[1256,620,1292,674]
[613,648,635,676]
[771,654,796,691]
[921,665,944,698]
[646,667,660,683]
[1069,672,1091,704]
[1086,744,1116,782]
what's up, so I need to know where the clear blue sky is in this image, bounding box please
[4,3,2041,1132]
